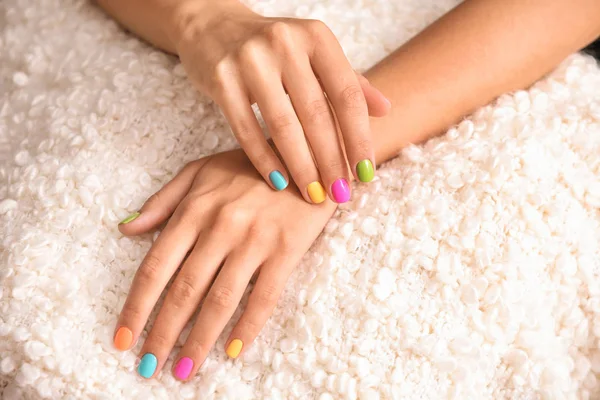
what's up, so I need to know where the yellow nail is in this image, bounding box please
[226,339,243,359]
[307,181,326,204]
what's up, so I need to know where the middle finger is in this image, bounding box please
[173,245,264,380]
[282,54,351,203]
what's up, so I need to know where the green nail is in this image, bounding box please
[119,212,140,225]
[356,159,374,182]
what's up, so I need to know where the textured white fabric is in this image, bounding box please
[2,0,600,399]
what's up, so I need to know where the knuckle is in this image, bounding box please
[255,284,279,308]
[325,158,345,172]
[279,231,297,254]
[338,84,365,110]
[268,112,297,136]
[137,254,162,282]
[206,286,235,310]
[305,19,329,37]
[146,192,161,208]
[247,219,274,242]
[216,204,250,229]
[253,151,272,167]
[291,164,316,185]
[234,124,257,145]
[211,58,236,93]
[239,40,263,63]
[266,21,294,47]
[169,275,198,306]
[121,302,143,322]
[238,318,261,337]
[186,337,209,355]
[148,331,170,348]
[353,138,372,157]
[304,99,332,124]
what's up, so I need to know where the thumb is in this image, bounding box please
[117,160,205,236]
[356,72,391,118]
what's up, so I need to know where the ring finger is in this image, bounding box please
[172,245,264,380]
[283,54,351,204]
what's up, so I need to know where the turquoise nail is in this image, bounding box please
[138,353,157,378]
[269,170,288,191]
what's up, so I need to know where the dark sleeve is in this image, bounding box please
[583,37,600,59]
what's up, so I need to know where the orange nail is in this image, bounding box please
[114,327,133,351]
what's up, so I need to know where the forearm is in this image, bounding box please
[95,0,242,54]
[367,0,600,164]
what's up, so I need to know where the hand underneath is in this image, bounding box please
[113,149,337,380]
[173,1,389,204]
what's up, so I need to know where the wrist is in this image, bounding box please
[165,0,252,55]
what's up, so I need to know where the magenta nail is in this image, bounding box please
[174,357,193,380]
[331,178,350,203]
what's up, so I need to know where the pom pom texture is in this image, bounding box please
[2,0,600,399]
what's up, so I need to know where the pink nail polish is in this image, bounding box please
[331,178,350,203]
[174,357,193,380]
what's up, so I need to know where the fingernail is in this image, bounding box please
[174,357,193,380]
[331,178,350,203]
[138,353,158,378]
[383,96,391,108]
[356,159,375,183]
[113,327,133,351]
[119,212,140,225]
[307,181,326,204]
[269,171,288,191]
[226,339,243,359]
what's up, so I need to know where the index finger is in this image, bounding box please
[113,205,202,352]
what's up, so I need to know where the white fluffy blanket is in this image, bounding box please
[2,0,600,399]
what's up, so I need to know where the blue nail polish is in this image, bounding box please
[138,353,157,378]
[269,170,288,191]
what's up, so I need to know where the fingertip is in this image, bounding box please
[268,170,289,191]
[225,338,243,359]
[113,326,134,351]
[117,211,146,236]
[173,356,194,381]
[307,181,327,204]
[119,212,141,226]
[137,353,158,379]
[331,178,351,203]
[356,159,375,183]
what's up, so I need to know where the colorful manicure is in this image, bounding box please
[174,357,193,380]
[269,171,288,191]
[119,212,140,225]
[331,178,351,203]
[356,159,374,182]
[307,181,326,204]
[138,353,157,378]
[226,339,243,359]
[113,327,133,351]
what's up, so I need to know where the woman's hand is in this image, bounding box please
[172,1,390,204]
[112,149,337,380]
